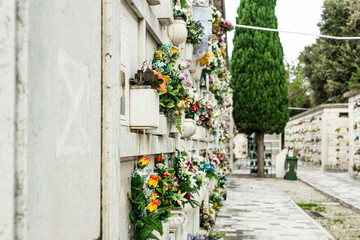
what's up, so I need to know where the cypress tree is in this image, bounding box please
[231,0,289,177]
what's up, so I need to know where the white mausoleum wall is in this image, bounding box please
[285,104,349,171]
[348,93,360,179]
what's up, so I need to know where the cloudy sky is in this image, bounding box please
[225,0,324,64]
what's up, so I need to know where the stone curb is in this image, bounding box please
[272,179,335,240]
[298,177,360,215]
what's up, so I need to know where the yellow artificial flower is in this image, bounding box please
[199,52,215,66]
[147,199,160,212]
[137,156,150,169]
[164,75,171,83]
[148,175,159,188]
[177,100,186,109]
[170,46,179,55]
[175,110,180,116]
[155,51,166,60]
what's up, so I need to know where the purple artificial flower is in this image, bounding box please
[173,176,179,183]
[186,161,194,170]
[185,193,191,201]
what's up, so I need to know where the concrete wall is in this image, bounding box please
[0,1,101,239]
[1,0,230,239]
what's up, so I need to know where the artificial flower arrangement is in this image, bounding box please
[188,230,226,240]
[173,0,192,20]
[170,149,202,207]
[152,44,191,133]
[196,100,213,128]
[200,202,215,230]
[185,98,202,119]
[128,148,230,240]
[128,156,180,240]
[187,17,205,45]
[209,185,224,211]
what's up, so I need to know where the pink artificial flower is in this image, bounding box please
[180,59,191,69]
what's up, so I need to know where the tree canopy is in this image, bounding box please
[299,0,360,104]
[231,0,289,135]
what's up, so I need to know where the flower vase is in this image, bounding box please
[167,18,188,46]
[181,118,197,138]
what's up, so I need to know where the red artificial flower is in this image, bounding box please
[207,120,211,126]
[190,106,197,112]
[195,101,200,108]
[201,116,205,121]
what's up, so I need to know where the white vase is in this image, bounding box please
[181,118,196,138]
[167,19,188,46]
[192,125,202,140]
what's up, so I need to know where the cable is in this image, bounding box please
[235,24,360,40]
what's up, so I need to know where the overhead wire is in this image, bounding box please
[234,24,360,40]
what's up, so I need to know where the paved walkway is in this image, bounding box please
[298,166,360,213]
[214,178,333,240]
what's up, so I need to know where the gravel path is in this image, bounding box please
[274,179,360,240]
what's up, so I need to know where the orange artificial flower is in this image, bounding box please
[137,156,150,169]
[153,70,167,93]
[162,172,170,179]
[156,156,164,162]
[148,175,159,188]
[147,199,160,212]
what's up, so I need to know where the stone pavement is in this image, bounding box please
[214,178,334,240]
[298,166,360,213]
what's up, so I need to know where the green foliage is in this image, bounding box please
[299,0,360,104]
[286,63,312,108]
[128,173,164,240]
[230,0,289,135]
[349,65,360,90]
[187,19,205,45]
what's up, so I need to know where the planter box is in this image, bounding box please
[147,113,168,135]
[130,86,159,129]
[146,0,160,5]
[151,0,174,26]
[181,118,197,138]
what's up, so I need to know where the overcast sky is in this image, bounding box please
[225,0,324,64]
